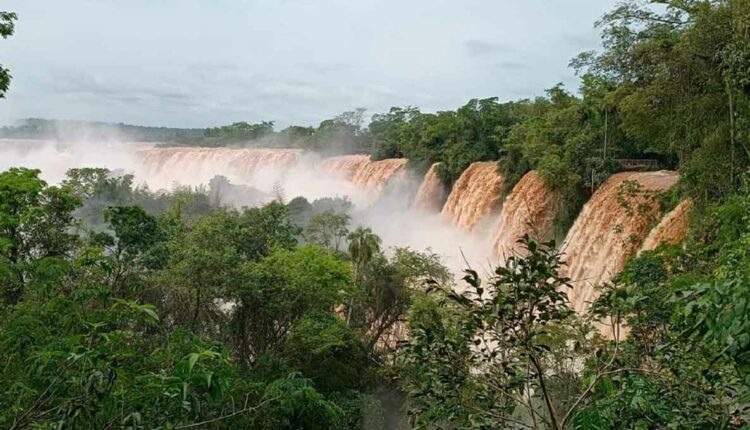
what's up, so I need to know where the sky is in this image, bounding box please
[0,0,618,129]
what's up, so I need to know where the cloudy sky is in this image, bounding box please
[0,0,616,128]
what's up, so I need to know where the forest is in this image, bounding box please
[2,0,750,429]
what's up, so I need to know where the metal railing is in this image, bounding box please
[615,159,659,170]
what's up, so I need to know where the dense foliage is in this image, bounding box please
[0,167,453,428]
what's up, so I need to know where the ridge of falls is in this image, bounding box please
[412,163,446,212]
[639,199,693,253]
[561,170,679,314]
[441,161,505,231]
[352,158,409,190]
[319,154,372,181]
[320,154,408,191]
[136,147,301,190]
[491,171,560,260]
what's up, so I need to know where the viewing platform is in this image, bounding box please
[616,159,659,170]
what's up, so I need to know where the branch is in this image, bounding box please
[173,395,280,429]
[561,314,621,428]
[465,405,533,429]
[529,354,561,430]
[483,379,545,426]
[526,363,540,429]
[10,361,73,430]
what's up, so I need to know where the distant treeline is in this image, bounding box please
[0,118,205,142]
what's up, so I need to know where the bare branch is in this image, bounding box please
[174,395,280,429]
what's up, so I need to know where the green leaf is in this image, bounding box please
[187,353,200,373]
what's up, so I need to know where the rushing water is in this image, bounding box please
[440,161,505,231]
[639,199,693,254]
[491,171,560,260]
[560,171,679,314]
[412,163,446,212]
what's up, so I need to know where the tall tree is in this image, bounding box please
[346,227,381,325]
[304,209,350,251]
[0,11,16,98]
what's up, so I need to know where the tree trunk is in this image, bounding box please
[530,354,561,430]
[347,262,359,326]
[191,284,202,332]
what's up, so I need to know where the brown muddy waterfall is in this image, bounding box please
[319,154,372,181]
[441,161,505,231]
[491,171,560,259]
[639,199,693,253]
[137,147,301,189]
[412,163,446,212]
[136,148,409,198]
[321,154,408,191]
[561,171,679,314]
[352,159,408,190]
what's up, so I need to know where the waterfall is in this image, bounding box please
[491,171,560,260]
[136,147,301,190]
[640,199,693,253]
[441,161,504,231]
[351,158,408,190]
[320,154,372,180]
[412,163,446,212]
[561,170,679,314]
[321,154,408,191]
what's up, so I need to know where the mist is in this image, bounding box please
[0,137,498,275]
[0,138,143,183]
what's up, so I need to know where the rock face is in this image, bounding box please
[441,161,505,231]
[491,171,560,260]
[412,163,446,212]
[561,171,679,314]
[639,199,693,253]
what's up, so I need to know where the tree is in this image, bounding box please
[349,248,451,353]
[455,237,576,429]
[0,168,80,304]
[231,246,351,366]
[236,201,300,261]
[304,209,350,251]
[160,212,241,333]
[284,313,371,393]
[203,121,275,143]
[572,0,750,202]
[1,168,48,265]
[346,227,382,325]
[0,183,389,429]
[395,294,476,428]
[0,11,16,98]
[347,227,382,279]
[398,237,610,429]
[92,205,167,295]
[304,110,367,153]
[366,106,420,159]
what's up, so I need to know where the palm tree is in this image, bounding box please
[346,227,381,325]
